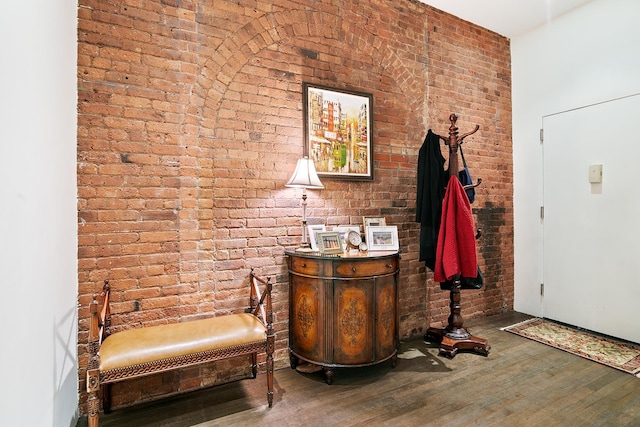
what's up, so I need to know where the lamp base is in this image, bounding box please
[295,243,315,252]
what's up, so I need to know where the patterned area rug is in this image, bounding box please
[502,318,640,377]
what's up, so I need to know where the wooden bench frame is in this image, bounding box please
[86,271,274,427]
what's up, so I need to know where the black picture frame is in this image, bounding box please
[303,82,373,181]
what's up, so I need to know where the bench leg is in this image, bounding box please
[87,391,99,427]
[102,383,112,414]
[86,368,100,427]
[251,352,258,378]
[266,338,274,407]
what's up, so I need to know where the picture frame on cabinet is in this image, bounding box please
[366,226,399,251]
[303,82,373,181]
[315,231,344,254]
[307,224,327,251]
[362,216,386,235]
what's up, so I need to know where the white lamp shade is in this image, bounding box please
[285,157,324,189]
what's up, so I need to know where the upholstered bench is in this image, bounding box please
[86,271,274,427]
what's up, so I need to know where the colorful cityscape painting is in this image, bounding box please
[303,83,373,180]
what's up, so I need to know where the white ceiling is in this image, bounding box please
[418,0,593,38]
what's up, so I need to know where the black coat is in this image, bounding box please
[416,130,445,270]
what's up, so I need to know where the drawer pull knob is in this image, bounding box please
[387,264,392,269]
[302,263,306,268]
[352,267,357,272]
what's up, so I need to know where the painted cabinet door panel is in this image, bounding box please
[334,279,374,364]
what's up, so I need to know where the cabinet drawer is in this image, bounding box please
[289,256,323,276]
[333,258,398,278]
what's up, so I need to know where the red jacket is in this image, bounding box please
[434,176,477,282]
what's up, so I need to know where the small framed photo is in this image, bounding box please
[362,216,386,234]
[307,224,327,251]
[366,226,399,251]
[315,231,344,254]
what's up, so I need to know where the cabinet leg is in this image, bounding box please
[289,352,299,369]
[323,368,334,385]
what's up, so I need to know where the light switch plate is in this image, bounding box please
[589,164,603,183]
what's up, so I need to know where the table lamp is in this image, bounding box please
[285,157,324,251]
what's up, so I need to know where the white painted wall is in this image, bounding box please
[0,2,78,426]
[512,0,640,318]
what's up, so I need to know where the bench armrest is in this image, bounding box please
[247,270,273,332]
[88,281,111,358]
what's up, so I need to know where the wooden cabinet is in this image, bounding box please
[286,250,400,384]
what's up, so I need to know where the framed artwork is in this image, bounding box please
[307,224,327,251]
[303,82,373,181]
[366,226,399,251]
[315,231,344,254]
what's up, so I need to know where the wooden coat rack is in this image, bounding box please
[424,113,490,358]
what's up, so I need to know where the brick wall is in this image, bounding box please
[423,9,514,325]
[77,0,512,412]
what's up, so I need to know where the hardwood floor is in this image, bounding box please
[77,312,640,426]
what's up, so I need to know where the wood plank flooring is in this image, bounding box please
[76,312,640,427]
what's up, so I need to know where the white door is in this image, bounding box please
[542,94,640,344]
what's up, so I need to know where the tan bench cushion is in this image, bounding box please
[99,313,266,372]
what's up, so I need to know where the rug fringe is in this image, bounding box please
[500,317,539,331]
